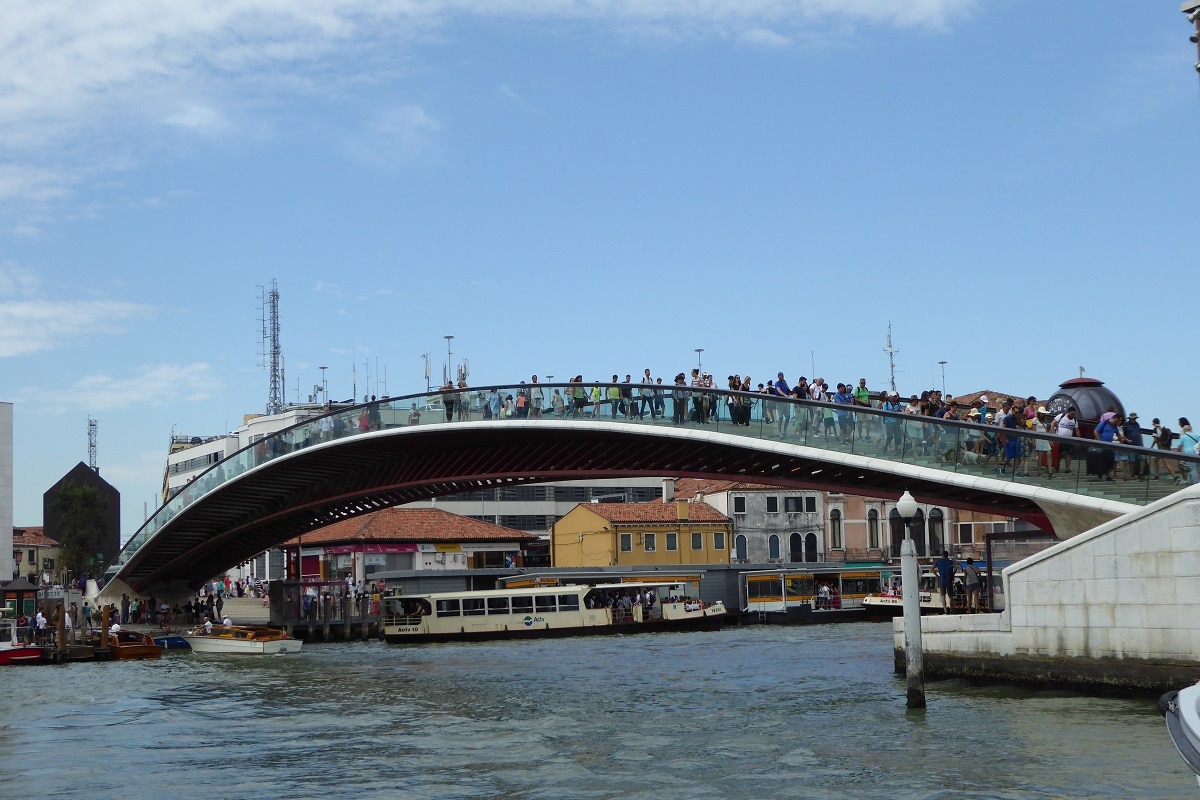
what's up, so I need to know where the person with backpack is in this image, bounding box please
[1151,418,1180,483]
[963,557,983,613]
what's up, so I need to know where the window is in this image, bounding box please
[557,594,580,612]
[644,532,657,552]
[27,549,35,563]
[487,597,510,615]
[805,496,817,513]
[535,595,557,613]
[620,533,632,552]
[734,534,748,560]
[785,496,803,513]
[666,532,678,551]
[511,596,533,614]
[829,509,843,549]
[713,531,726,551]
[928,509,945,556]
[766,496,779,513]
[958,523,974,544]
[436,599,461,617]
[768,534,780,560]
[868,509,880,550]
[691,532,703,550]
[733,496,746,514]
[462,598,486,616]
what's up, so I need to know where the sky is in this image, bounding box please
[1,1,1197,539]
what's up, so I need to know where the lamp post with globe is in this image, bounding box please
[896,489,925,709]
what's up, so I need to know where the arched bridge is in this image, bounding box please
[110,383,1197,594]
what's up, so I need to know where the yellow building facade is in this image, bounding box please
[551,500,733,568]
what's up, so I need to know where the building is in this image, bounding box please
[279,507,539,583]
[43,462,121,570]
[11,526,60,585]
[551,498,732,568]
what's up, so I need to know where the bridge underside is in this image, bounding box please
[119,423,1127,593]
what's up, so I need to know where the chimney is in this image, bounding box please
[676,500,689,521]
[662,478,675,503]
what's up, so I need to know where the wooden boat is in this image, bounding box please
[381,581,727,644]
[0,618,43,665]
[92,629,164,660]
[182,625,302,655]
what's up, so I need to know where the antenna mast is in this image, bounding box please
[87,416,98,472]
[259,279,284,415]
[883,322,900,393]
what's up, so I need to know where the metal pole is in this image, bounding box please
[897,490,925,709]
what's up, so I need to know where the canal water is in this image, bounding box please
[1,623,1190,799]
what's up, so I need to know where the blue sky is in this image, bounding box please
[1,1,1195,538]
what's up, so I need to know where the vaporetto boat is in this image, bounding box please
[381,581,727,643]
[182,625,303,655]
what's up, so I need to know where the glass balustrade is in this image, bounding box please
[112,384,1200,571]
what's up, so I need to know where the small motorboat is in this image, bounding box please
[1160,683,1200,788]
[153,633,191,650]
[0,617,42,665]
[92,629,164,660]
[183,625,302,655]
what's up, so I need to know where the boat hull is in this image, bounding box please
[0,646,44,665]
[183,628,303,655]
[383,611,726,644]
[1161,684,1200,783]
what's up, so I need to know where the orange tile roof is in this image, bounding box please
[13,527,57,547]
[584,501,729,524]
[281,507,539,546]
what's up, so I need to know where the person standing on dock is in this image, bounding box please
[963,558,982,613]
[934,551,955,614]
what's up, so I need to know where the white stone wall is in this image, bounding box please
[906,484,1200,664]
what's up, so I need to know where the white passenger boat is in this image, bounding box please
[182,625,303,655]
[1161,683,1200,789]
[381,581,726,643]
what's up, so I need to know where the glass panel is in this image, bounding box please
[534,595,556,613]
[462,598,486,616]
[511,596,533,614]
[557,594,580,611]
[486,597,510,614]
[435,599,460,617]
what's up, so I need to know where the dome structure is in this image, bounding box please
[1044,377,1124,424]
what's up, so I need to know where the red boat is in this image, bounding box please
[0,617,43,665]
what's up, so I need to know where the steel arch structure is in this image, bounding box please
[115,420,1135,594]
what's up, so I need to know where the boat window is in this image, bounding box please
[462,598,486,616]
[487,597,510,615]
[511,595,533,614]
[534,595,557,613]
[557,594,580,612]
[436,599,461,617]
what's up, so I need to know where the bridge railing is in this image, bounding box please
[111,383,1200,575]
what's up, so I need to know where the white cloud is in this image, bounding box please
[0,263,150,356]
[59,362,220,412]
[0,0,978,212]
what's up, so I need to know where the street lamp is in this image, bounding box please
[695,348,704,372]
[937,361,947,396]
[896,490,924,709]
[443,335,454,386]
[319,366,328,406]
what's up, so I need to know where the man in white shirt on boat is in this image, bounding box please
[202,616,213,634]
[222,615,233,628]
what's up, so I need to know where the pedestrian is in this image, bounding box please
[963,557,982,613]
[934,550,955,614]
[1176,418,1200,486]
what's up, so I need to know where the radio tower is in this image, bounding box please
[259,279,284,416]
[87,416,98,472]
[883,322,900,394]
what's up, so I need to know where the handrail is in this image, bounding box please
[110,382,1200,576]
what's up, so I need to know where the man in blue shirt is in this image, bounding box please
[934,550,956,614]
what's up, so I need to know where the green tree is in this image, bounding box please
[50,480,109,576]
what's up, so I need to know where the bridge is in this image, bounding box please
[107,383,1199,595]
